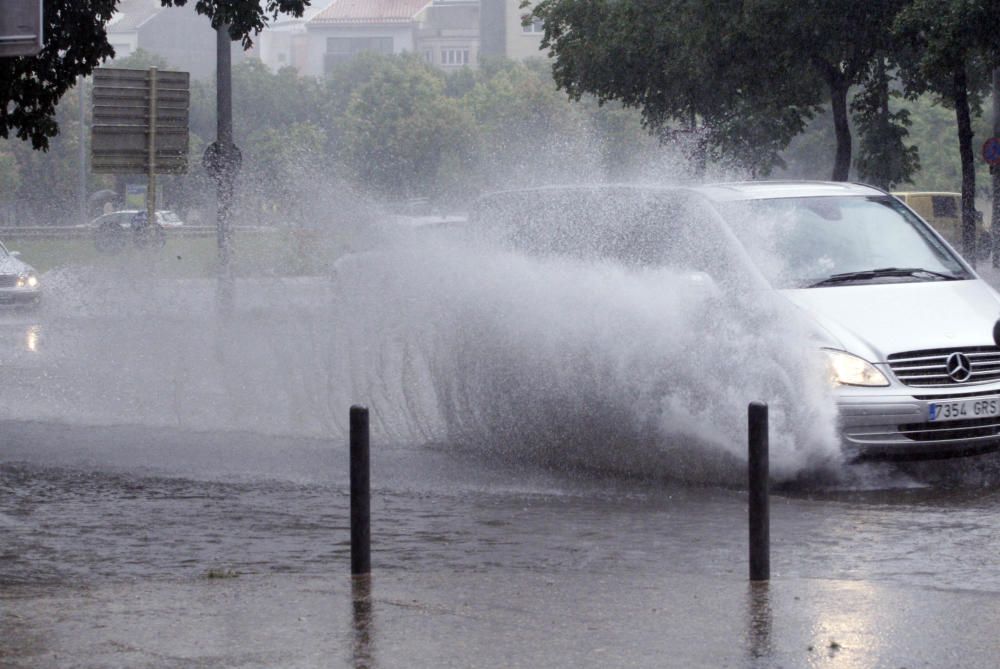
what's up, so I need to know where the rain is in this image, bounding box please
[3,1,1000,667]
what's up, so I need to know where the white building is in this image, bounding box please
[259,0,545,77]
[303,0,433,77]
[106,0,244,79]
[480,0,545,61]
[416,0,480,70]
[257,1,335,73]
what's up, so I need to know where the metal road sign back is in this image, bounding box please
[91,68,190,174]
[0,0,43,57]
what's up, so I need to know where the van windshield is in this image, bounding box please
[718,195,970,288]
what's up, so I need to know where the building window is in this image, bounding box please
[521,17,544,33]
[424,49,434,64]
[325,36,394,72]
[440,48,469,66]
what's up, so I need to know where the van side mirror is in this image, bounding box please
[993,318,1000,346]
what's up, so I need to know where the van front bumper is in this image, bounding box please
[839,385,1000,461]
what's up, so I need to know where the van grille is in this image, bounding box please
[897,416,1000,442]
[0,275,17,288]
[887,346,1000,386]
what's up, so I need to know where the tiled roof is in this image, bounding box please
[311,0,432,24]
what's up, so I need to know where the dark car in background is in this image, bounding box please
[88,209,184,229]
[90,209,177,252]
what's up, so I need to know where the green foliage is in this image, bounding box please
[894,0,1000,253]
[336,54,477,199]
[851,63,920,189]
[0,82,111,225]
[529,0,820,175]
[232,59,324,144]
[897,94,993,194]
[894,0,999,104]
[0,0,309,150]
[0,152,21,199]
[0,0,117,150]
[109,48,172,70]
[242,122,328,225]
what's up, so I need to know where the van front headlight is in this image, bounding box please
[823,349,889,387]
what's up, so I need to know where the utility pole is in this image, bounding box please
[78,75,87,226]
[205,24,241,314]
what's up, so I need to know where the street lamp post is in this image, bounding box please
[78,75,87,226]
[205,24,241,314]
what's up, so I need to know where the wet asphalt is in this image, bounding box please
[2,273,1000,667]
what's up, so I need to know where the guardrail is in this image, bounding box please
[0,225,284,241]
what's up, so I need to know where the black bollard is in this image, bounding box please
[748,401,770,582]
[350,405,371,576]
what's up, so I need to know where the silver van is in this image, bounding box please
[471,182,1000,461]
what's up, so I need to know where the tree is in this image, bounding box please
[232,59,323,143]
[336,54,476,200]
[529,0,819,176]
[0,0,310,150]
[742,0,911,181]
[241,122,328,225]
[895,0,1000,257]
[109,48,171,71]
[851,59,920,189]
[463,59,593,188]
[1,85,95,225]
[0,152,22,221]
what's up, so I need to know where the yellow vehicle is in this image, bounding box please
[892,191,991,259]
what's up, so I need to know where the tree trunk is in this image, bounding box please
[830,79,852,181]
[953,64,977,263]
[992,66,1000,268]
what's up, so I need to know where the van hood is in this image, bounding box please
[781,279,1000,362]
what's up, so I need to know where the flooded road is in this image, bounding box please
[4,415,1000,668]
[2,273,1000,666]
[4,420,1000,591]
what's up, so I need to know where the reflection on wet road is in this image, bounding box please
[3,419,1000,595]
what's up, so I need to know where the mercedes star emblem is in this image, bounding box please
[946,352,973,383]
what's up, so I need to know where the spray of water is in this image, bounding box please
[8,186,844,487]
[328,195,843,484]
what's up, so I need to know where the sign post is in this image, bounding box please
[91,67,189,174]
[91,67,189,218]
[146,68,158,234]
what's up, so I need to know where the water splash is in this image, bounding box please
[5,190,845,486]
[329,223,842,484]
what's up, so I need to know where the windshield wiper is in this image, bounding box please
[806,267,962,288]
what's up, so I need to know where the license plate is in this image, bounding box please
[929,398,1000,422]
